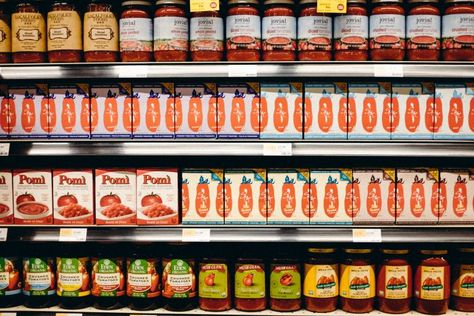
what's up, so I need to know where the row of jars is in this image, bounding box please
[0,0,473,63]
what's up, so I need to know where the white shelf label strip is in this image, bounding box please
[0,143,10,156]
[374,65,404,78]
[182,228,211,242]
[228,65,258,77]
[0,228,8,242]
[263,143,293,156]
[352,228,382,243]
[59,228,87,242]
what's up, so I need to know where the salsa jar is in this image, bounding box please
[11,1,46,63]
[190,5,224,61]
[47,0,82,63]
[23,256,56,308]
[442,0,474,61]
[262,0,296,61]
[199,257,231,311]
[452,248,474,312]
[226,0,261,61]
[57,255,91,309]
[120,1,153,62]
[234,258,266,311]
[340,248,375,313]
[0,0,11,63]
[92,255,126,310]
[127,255,160,310]
[304,248,338,313]
[270,257,301,311]
[377,249,412,314]
[83,0,119,62]
[370,0,406,61]
[407,0,441,61]
[153,0,188,62]
[298,0,332,61]
[414,249,450,315]
[334,0,368,61]
[0,251,22,308]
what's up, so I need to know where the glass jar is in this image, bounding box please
[340,248,375,313]
[304,248,338,313]
[442,0,474,61]
[92,250,126,310]
[334,0,368,61]
[0,0,11,63]
[262,0,296,61]
[226,0,261,61]
[120,1,153,62]
[23,255,56,308]
[407,0,440,61]
[452,248,474,312]
[199,257,231,311]
[234,257,266,311]
[83,0,119,62]
[270,257,301,312]
[370,0,406,61]
[127,250,160,311]
[153,0,188,62]
[377,249,412,314]
[47,0,82,63]
[0,245,22,308]
[298,0,332,61]
[11,1,46,63]
[190,5,224,61]
[414,249,450,315]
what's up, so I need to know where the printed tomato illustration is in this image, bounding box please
[302,180,316,218]
[100,193,121,207]
[294,96,306,133]
[259,182,267,217]
[304,96,313,132]
[216,181,226,218]
[362,92,377,133]
[57,193,78,207]
[21,91,35,133]
[251,95,266,133]
[243,273,253,286]
[453,175,468,217]
[61,91,76,133]
[123,95,134,132]
[274,91,289,132]
[469,97,474,132]
[410,175,425,217]
[141,193,162,207]
[188,90,203,132]
[16,192,35,205]
[238,176,253,217]
[195,176,210,217]
[267,180,275,217]
[104,90,118,132]
[448,91,464,133]
[281,176,296,217]
[347,96,356,132]
[405,90,420,133]
[324,176,339,218]
[382,95,394,133]
[80,96,91,133]
[432,179,447,217]
[280,273,293,286]
[367,176,382,217]
[223,181,232,218]
[388,180,404,218]
[431,95,443,133]
[0,95,15,133]
[208,95,224,133]
[338,96,353,133]
[318,91,333,133]
[146,91,160,132]
[167,95,178,133]
[345,179,360,218]
[40,95,53,133]
[181,179,189,217]
[90,96,99,132]
[231,90,246,132]
[204,273,215,286]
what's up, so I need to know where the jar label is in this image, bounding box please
[0,257,20,296]
[340,264,375,299]
[416,265,446,300]
[369,14,406,50]
[23,258,55,296]
[407,15,440,51]
[12,12,46,53]
[452,264,474,298]
[127,258,160,298]
[298,16,332,51]
[199,263,228,299]
[234,264,265,299]
[162,259,196,298]
[190,17,224,52]
[270,264,301,299]
[442,14,474,50]
[153,16,188,51]
[226,14,261,50]
[84,12,118,52]
[262,16,296,51]
[57,257,90,297]
[381,265,410,299]
[119,17,152,52]
[303,263,338,298]
[0,20,11,53]
[334,15,368,51]
[47,10,82,51]
[92,258,125,297]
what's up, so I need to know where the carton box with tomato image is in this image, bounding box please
[181,169,224,224]
[13,169,53,225]
[95,169,137,225]
[53,169,94,225]
[0,170,13,224]
[224,169,267,224]
[438,169,474,223]
[0,85,13,138]
[136,168,179,225]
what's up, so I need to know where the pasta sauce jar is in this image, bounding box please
[0,0,11,63]
[452,248,474,312]
[190,5,224,61]
[120,1,153,62]
[127,254,160,310]
[262,0,296,61]
[23,256,56,308]
[407,0,441,61]
[0,248,22,308]
[334,0,368,61]
[442,0,474,61]
[234,257,266,311]
[226,0,261,61]
[199,257,231,311]
[92,254,126,310]
[370,0,406,61]
[56,255,91,309]
[414,249,450,315]
[270,257,301,312]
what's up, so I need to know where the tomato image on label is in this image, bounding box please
[251,96,267,133]
[141,193,162,207]
[453,175,468,217]
[405,90,420,133]
[273,91,289,133]
[60,91,75,133]
[188,90,203,133]
[448,90,464,133]
[90,97,98,132]
[145,91,160,133]
[294,96,306,133]
[281,176,296,217]
[388,179,403,218]
[0,96,16,134]
[382,95,397,133]
[123,94,139,133]
[302,179,316,218]
[181,179,189,217]
[338,97,349,133]
[259,182,267,218]
[324,176,339,218]
[345,179,360,218]
[80,96,91,133]
[100,193,121,207]
[40,96,53,134]
[238,176,253,218]
[432,95,443,133]
[362,91,377,133]
[410,175,425,217]
[318,90,333,133]
[16,192,35,205]
[195,176,210,217]
[235,264,265,299]
[266,179,275,217]
[57,193,78,207]
[367,175,382,217]
[104,90,118,132]
[170,96,180,133]
[231,90,246,133]
[199,263,227,299]
[216,180,230,218]
[208,95,224,133]
[21,92,36,133]
[431,179,446,218]
[469,97,474,132]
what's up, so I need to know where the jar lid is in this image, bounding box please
[347,0,367,3]
[445,0,472,3]
[408,0,438,3]
[155,0,186,5]
[122,0,151,5]
[420,250,448,255]
[229,0,259,4]
[264,0,294,5]
[382,249,409,255]
[371,0,403,3]
[344,248,373,254]
[300,0,317,4]
[459,248,474,253]
[308,248,336,254]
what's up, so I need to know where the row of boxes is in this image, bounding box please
[1,82,473,139]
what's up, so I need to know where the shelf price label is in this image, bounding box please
[190,0,219,12]
[374,65,404,78]
[0,228,7,242]
[228,65,258,77]
[59,228,87,242]
[0,143,10,156]
[352,229,382,243]
[263,143,293,156]
[0,313,17,316]
[317,0,347,13]
[182,228,211,242]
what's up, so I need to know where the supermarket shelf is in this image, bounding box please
[0,62,473,80]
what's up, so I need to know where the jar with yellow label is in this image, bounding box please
[340,248,375,313]
[0,0,11,63]
[452,248,474,312]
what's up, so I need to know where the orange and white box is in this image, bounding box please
[309,169,352,224]
[396,168,439,224]
[133,83,175,138]
[348,83,391,139]
[175,84,217,138]
[352,169,396,224]
[260,83,303,139]
[49,84,91,139]
[304,83,347,139]
[267,169,310,225]
[0,88,14,138]
[224,169,266,224]
[0,170,13,224]
[90,83,132,138]
[95,169,137,225]
[136,168,179,225]
[13,169,53,225]
[435,83,474,140]
[439,169,474,224]
[53,169,94,225]
[391,83,434,139]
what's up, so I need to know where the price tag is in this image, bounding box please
[228,65,258,77]
[59,228,87,242]
[317,0,347,13]
[374,65,404,78]
[263,143,292,156]
[0,143,10,156]
[57,314,82,316]
[352,229,382,243]
[0,228,7,242]
[182,228,211,242]
[190,0,219,12]
[119,66,148,78]
[0,313,17,316]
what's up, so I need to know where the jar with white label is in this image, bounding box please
[0,0,11,63]
[190,3,224,61]
[120,1,153,62]
[442,0,474,61]
[407,0,440,61]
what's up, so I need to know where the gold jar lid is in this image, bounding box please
[420,250,448,255]
[308,248,336,254]
[264,0,294,5]
[382,249,410,255]
[344,248,373,254]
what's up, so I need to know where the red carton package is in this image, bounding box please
[439,169,474,224]
[0,170,13,224]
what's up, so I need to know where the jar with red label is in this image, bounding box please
[262,0,296,61]
[120,1,153,62]
[298,0,332,61]
[407,0,441,61]
[199,257,231,311]
[377,249,412,314]
[414,249,450,315]
[442,0,474,61]
[370,0,406,61]
[270,257,301,311]
[334,0,368,61]
[226,0,261,61]
[190,5,224,61]
[0,0,11,63]
[452,248,474,312]
[235,257,266,311]
[11,1,46,63]
[127,248,160,310]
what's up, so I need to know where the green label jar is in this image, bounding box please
[56,257,90,297]
[235,263,265,299]
[91,258,125,297]
[199,263,228,299]
[23,257,55,296]
[127,258,160,298]
[0,257,21,296]
[162,258,196,299]
[270,263,301,299]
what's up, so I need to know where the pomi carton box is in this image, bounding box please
[439,169,474,224]
[0,170,13,224]
[0,85,13,138]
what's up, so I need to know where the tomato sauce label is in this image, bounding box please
[0,257,21,296]
[190,17,224,52]
[379,265,410,299]
[127,258,160,298]
[162,259,196,298]
[416,266,446,300]
[369,14,406,50]
[407,14,440,51]
[84,12,118,52]
[442,14,474,49]
[199,263,228,299]
[92,258,125,297]
[57,257,90,297]
[439,170,474,223]
[226,14,261,50]
[453,264,474,298]
[12,12,46,53]
[0,19,11,53]
[0,171,13,224]
[23,258,55,296]
[235,264,265,299]
[153,16,188,51]
[340,264,375,299]
[304,263,338,298]
[334,15,368,51]
[120,17,152,52]
[270,264,301,299]
[298,16,332,51]
[47,10,82,51]
[262,16,296,51]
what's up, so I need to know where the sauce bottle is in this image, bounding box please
[190,3,224,61]
[199,256,231,311]
[0,245,22,308]
[0,0,11,63]
[120,0,153,62]
[442,0,474,61]
[234,257,266,311]
[269,256,301,312]
[452,248,474,312]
